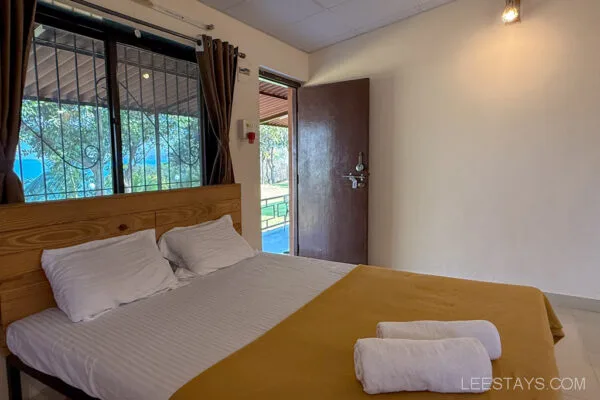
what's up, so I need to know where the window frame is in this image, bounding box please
[28,2,208,198]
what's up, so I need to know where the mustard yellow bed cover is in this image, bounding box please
[171,265,564,400]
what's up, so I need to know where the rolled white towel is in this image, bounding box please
[376,320,502,360]
[354,338,492,395]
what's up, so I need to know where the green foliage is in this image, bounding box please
[19,99,113,201]
[260,125,288,184]
[120,107,201,192]
[18,98,201,202]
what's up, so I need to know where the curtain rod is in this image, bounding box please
[64,0,246,59]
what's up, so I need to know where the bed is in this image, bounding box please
[0,184,564,400]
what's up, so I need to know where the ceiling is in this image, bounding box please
[198,0,455,52]
[259,80,289,127]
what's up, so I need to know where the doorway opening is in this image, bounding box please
[258,70,298,255]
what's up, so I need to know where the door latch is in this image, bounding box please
[343,152,368,189]
[342,173,368,189]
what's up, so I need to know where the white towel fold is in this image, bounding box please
[376,320,502,360]
[354,338,492,395]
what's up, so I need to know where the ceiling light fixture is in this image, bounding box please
[142,72,151,79]
[502,0,521,24]
[34,24,46,38]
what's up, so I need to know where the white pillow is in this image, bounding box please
[42,229,178,322]
[159,215,255,276]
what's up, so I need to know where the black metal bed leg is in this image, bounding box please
[6,356,23,400]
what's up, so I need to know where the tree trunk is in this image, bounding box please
[269,148,275,184]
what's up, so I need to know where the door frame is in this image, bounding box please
[258,69,302,255]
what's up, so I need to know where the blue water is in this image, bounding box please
[14,159,42,181]
[262,224,290,254]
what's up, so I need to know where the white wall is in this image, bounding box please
[85,0,309,250]
[309,0,600,300]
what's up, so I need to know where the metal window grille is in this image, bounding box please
[16,22,203,203]
[17,24,113,202]
[117,44,202,193]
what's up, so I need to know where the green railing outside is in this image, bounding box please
[261,194,289,231]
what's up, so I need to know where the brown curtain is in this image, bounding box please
[196,35,238,185]
[0,0,36,204]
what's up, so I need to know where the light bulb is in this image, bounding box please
[502,6,519,23]
[142,72,150,79]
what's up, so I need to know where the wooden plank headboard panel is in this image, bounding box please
[0,184,241,355]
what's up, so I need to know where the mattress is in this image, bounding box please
[6,253,355,400]
[172,265,563,400]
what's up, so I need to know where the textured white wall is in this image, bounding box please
[310,0,600,300]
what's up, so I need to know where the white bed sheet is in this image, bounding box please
[7,253,355,400]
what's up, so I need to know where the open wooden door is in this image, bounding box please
[296,79,369,264]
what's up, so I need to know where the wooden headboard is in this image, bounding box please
[0,184,241,355]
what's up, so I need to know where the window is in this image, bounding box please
[117,44,202,193]
[15,6,203,203]
[17,25,113,202]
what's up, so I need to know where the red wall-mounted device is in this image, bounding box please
[240,120,259,144]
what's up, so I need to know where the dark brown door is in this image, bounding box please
[296,79,369,264]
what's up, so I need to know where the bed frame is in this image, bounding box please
[0,184,242,400]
